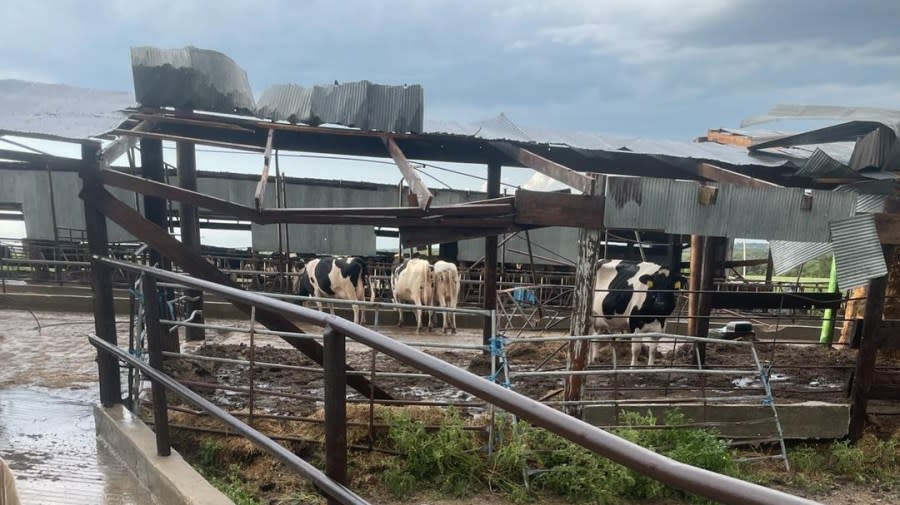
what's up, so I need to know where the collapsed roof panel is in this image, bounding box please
[0,79,132,141]
[131,46,256,114]
[257,81,424,133]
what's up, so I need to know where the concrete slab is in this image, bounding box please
[94,405,234,505]
[0,388,159,505]
[583,401,850,439]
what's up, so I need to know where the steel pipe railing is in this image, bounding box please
[95,256,820,505]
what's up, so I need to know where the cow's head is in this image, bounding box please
[639,268,687,314]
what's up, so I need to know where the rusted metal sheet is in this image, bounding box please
[831,214,888,290]
[769,240,832,275]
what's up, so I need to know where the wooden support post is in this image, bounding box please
[849,247,893,441]
[564,175,602,415]
[141,137,177,351]
[323,326,347,498]
[765,250,774,286]
[141,273,171,456]
[177,140,204,342]
[687,235,703,338]
[79,142,121,407]
[483,161,501,350]
[694,237,718,365]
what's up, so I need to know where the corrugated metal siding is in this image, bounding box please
[830,214,888,291]
[257,81,424,133]
[603,177,857,242]
[130,46,256,113]
[769,240,832,275]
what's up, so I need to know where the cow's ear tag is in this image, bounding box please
[646,280,654,288]
[674,281,682,290]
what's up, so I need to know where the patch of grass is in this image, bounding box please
[779,434,900,490]
[382,410,739,504]
[383,409,486,498]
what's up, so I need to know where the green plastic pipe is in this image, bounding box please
[820,256,838,344]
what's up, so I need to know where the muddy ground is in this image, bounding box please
[2,308,899,504]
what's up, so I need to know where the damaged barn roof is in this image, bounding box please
[0,79,133,142]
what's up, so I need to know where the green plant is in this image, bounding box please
[209,465,261,505]
[198,437,222,469]
[383,409,486,497]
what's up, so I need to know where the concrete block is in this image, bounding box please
[94,405,234,505]
[583,401,849,440]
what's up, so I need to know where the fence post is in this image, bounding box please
[323,325,347,498]
[141,273,171,456]
[79,142,121,407]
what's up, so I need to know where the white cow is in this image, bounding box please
[391,258,434,333]
[432,260,460,334]
[303,256,372,324]
[590,259,685,367]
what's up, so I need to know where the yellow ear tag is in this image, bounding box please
[674,281,682,290]
[646,280,654,288]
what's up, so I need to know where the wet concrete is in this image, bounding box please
[0,388,159,505]
[0,309,159,504]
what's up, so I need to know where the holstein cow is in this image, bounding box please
[301,256,372,325]
[391,258,434,333]
[432,260,460,334]
[590,260,686,367]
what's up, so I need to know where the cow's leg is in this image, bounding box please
[646,337,659,367]
[630,338,642,367]
[394,295,403,327]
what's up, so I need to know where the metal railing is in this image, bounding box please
[89,256,819,505]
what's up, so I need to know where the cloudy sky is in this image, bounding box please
[3,0,900,138]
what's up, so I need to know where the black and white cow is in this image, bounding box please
[391,257,434,333]
[590,259,686,366]
[300,256,372,325]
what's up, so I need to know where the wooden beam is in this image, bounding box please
[81,185,393,400]
[98,128,142,169]
[384,137,433,210]
[696,163,782,189]
[100,169,259,221]
[849,261,890,441]
[129,112,256,132]
[705,130,753,147]
[514,188,604,228]
[112,129,265,153]
[263,202,513,218]
[492,141,593,194]
[254,129,275,209]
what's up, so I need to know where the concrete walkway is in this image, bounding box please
[0,388,158,505]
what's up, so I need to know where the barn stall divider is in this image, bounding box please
[89,257,820,505]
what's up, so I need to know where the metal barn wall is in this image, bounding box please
[0,169,139,242]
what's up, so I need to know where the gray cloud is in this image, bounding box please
[1,0,898,137]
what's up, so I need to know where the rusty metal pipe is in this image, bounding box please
[96,257,820,505]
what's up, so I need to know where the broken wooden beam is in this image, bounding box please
[384,137,433,210]
[492,141,593,194]
[696,163,781,189]
[254,129,275,209]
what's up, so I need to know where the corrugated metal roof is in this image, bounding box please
[603,177,857,242]
[769,240,832,275]
[258,81,423,133]
[830,214,888,290]
[793,148,859,178]
[849,126,896,170]
[742,104,900,136]
[0,79,132,141]
[131,46,256,114]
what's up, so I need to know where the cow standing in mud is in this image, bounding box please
[391,257,433,334]
[590,260,686,366]
[432,260,460,334]
[298,256,372,325]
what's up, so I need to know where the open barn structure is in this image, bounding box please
[2,47,900,504]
